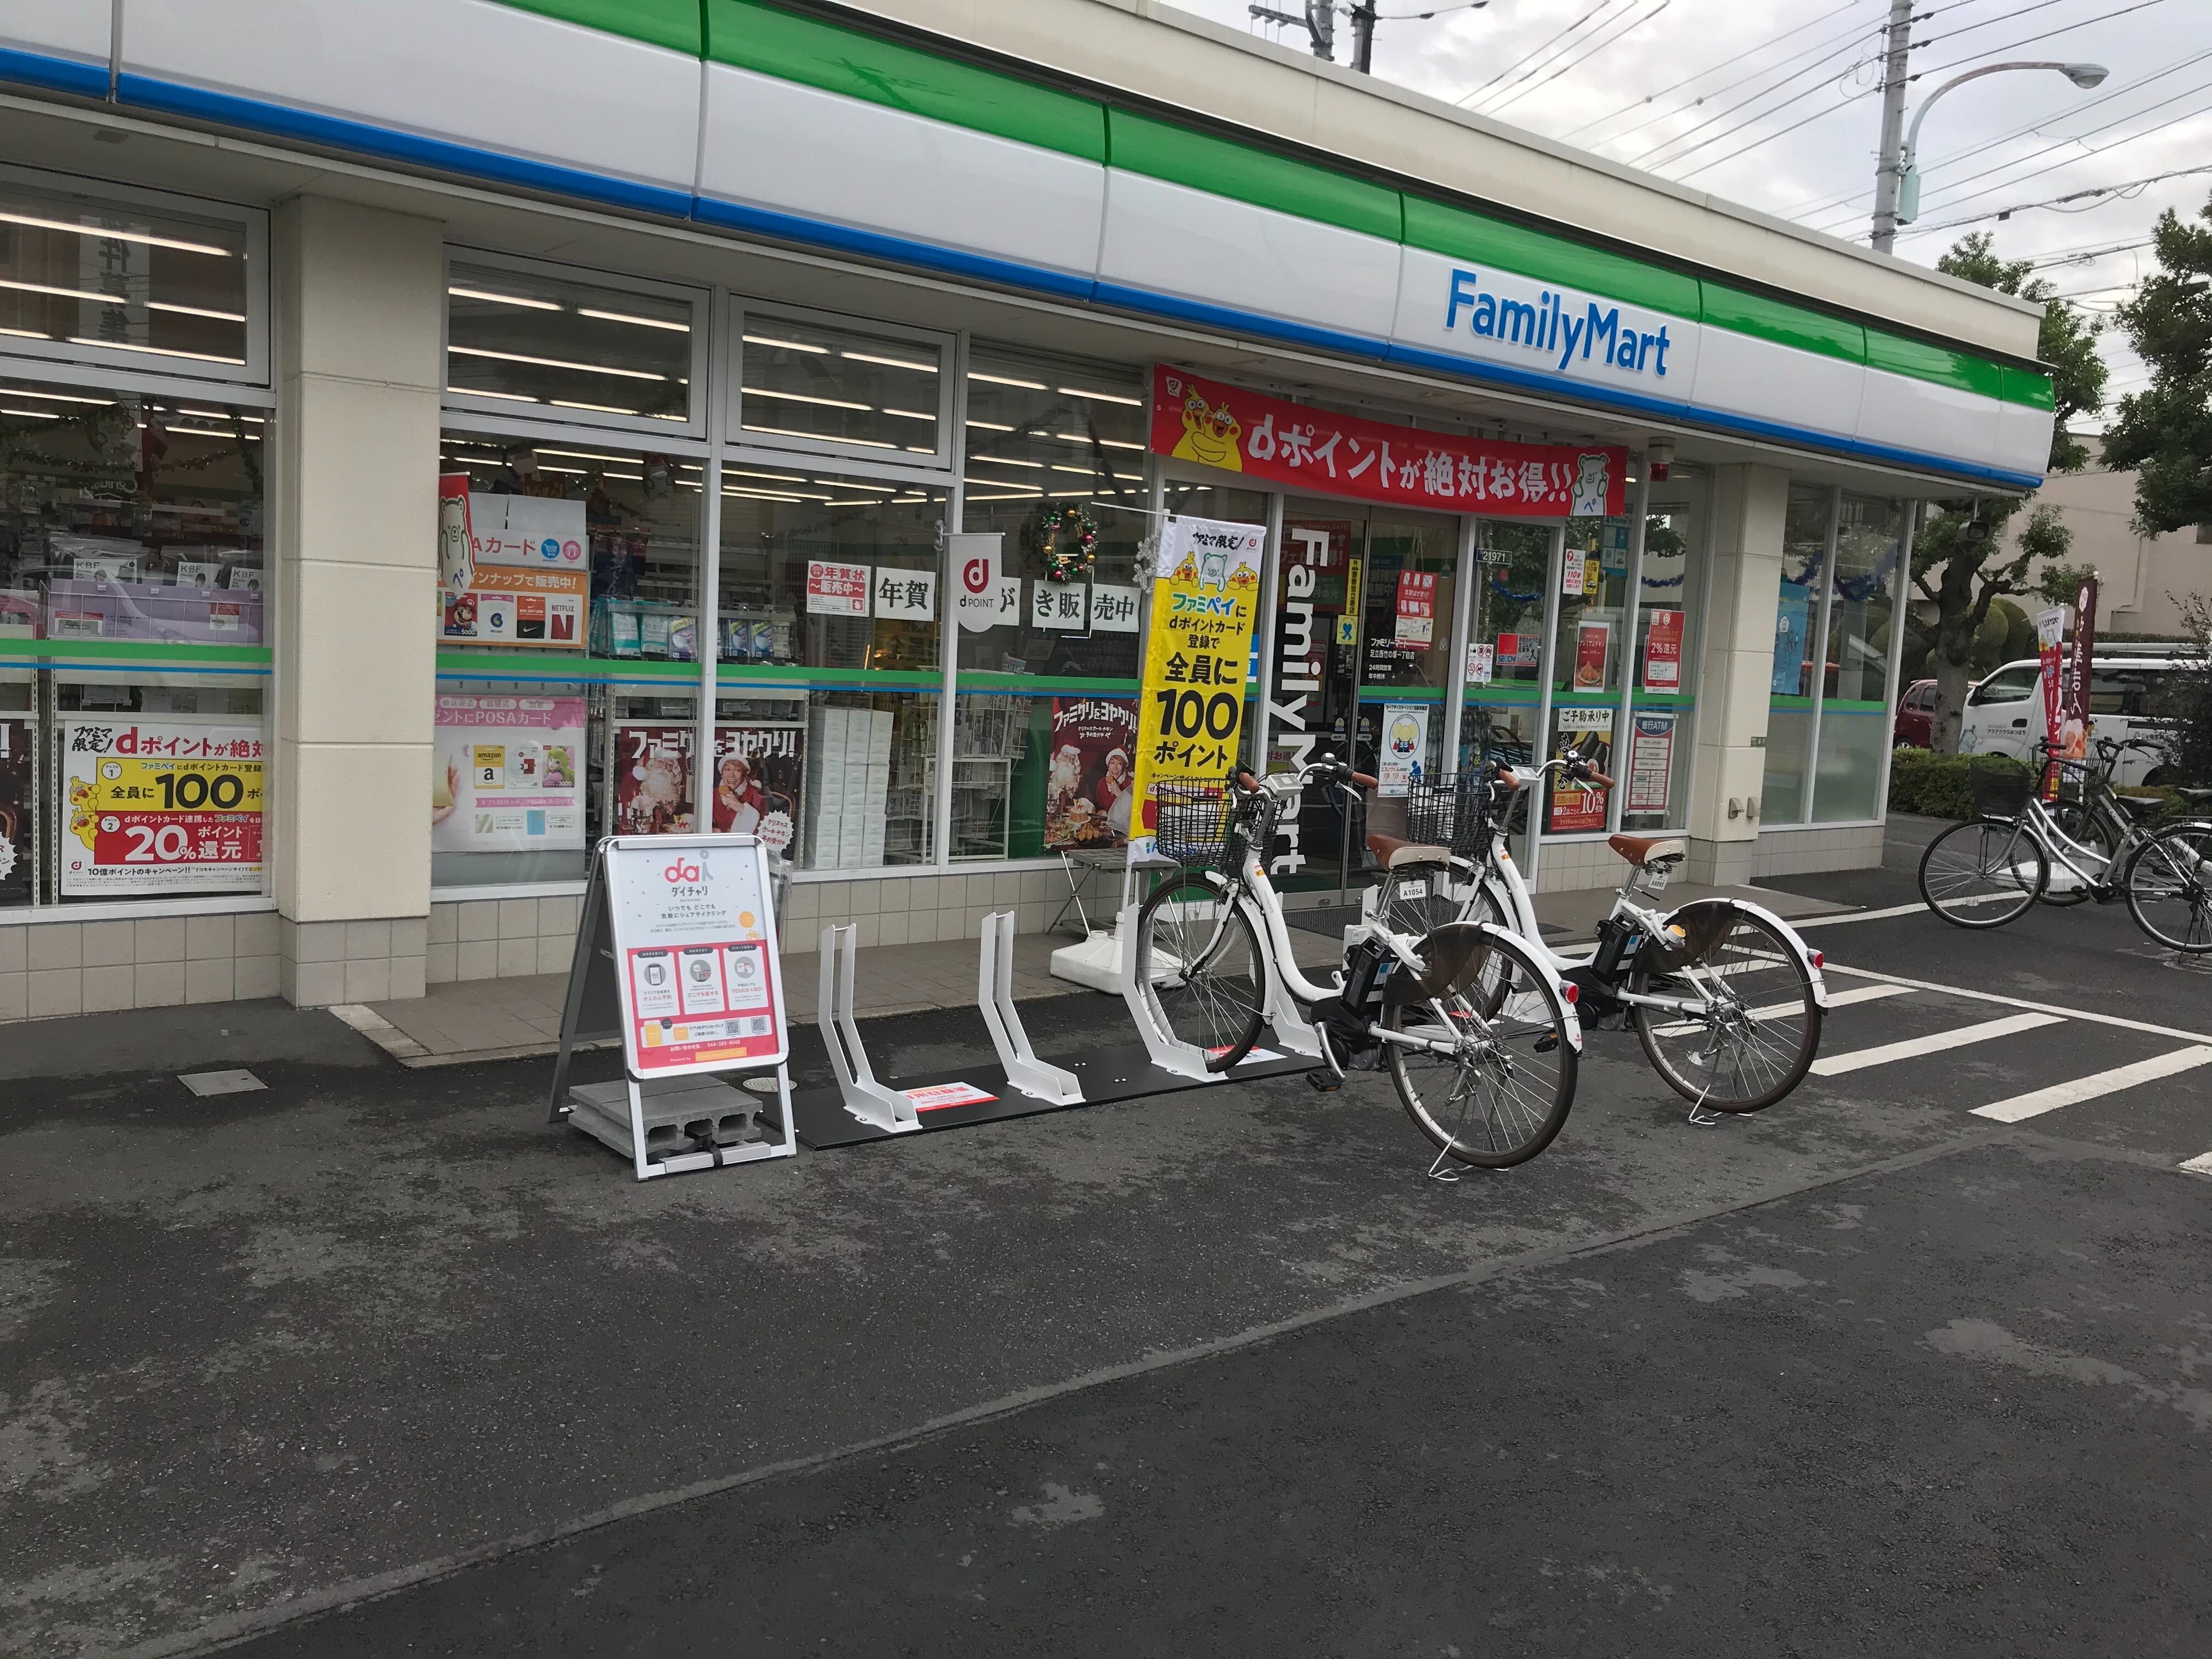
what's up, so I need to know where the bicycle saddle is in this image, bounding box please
[1608,833,1687,867]
[1366,832,1449,868]
[2115,793,2165,816]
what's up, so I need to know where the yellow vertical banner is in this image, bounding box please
[1129,515,1267,861]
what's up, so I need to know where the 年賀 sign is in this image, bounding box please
[1154,367,1627,519]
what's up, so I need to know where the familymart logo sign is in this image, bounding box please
[1402,250,1700,394]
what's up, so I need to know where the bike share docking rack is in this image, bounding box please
[786,902,1312,1150]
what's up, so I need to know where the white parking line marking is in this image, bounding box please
[1820,962,2212,1048]
[1649,983,1914,1039]
[2181,1152,2212,1176]
[1809,1012,2063,1077]
[1795,893,2023,928]
[1971,1047,2212,1123]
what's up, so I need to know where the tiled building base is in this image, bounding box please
[278,917,428,1008]
[0,910,282,1023]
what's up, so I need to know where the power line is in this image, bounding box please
[1898,94,2212,221]
[1628,22,1887,170]
[1911,0,2170,81]
[1486,0,1672,117]
[1557,0,1867,143]
[1887,159,2212,237]
[1455,0,1624,108]
[1914,0,2104,51]
[1663,84,1878,180]
[1784,43,2212,224]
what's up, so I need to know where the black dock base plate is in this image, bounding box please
[791,1041,1312,1149]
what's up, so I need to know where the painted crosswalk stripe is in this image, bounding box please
[1651,982,1912,1037]
[1809,1012,2062,1077]
[1971,1046,2212,1123]
[2181,1151,2212,1175]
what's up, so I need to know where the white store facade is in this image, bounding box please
[0,0,2051,1017]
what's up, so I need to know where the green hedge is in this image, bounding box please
[1887,746,2033,820]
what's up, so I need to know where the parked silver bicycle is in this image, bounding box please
[1917,737,2212,952]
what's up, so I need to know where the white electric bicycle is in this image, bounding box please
[1370,740,1830,1116]
[1129,757,1585,1171]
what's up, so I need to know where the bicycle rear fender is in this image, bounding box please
[1645,898,1831,1009]
[1384,922,1585,1051]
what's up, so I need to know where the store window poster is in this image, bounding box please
[59,717,264,897]
[1627,712,1675,813]
[1045,696,1137,849]
[1548,709,1613,833]
[1377,704,1432,798]
[1773,582,1812,697]
[438,476,589,650]
[0,716,30,904]
[610,723,805,853]
[1643,608,1684,692]
[431,695,585,854]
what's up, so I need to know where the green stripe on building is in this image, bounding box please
[1700,283,1865,366]
[1865,328,2006,400]
[2002,365,2056,412]
[1403,196,1700,320]
[703,0,1107,161]
[1107,110,1401,241]
[496,0,702,55]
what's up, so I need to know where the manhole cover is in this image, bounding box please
[179,1069,266,1097]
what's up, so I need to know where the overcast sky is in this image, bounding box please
[1166,0,2211,424]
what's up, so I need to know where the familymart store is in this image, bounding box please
[0,0,2050,1017]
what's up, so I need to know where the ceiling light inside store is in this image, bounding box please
[743,333,827,354]
[454,387,538,402]
[151,301,247,322]
[0,326,52,340]
[842,351,936,373]
[1046,489,1096,498]
[820,498,888,507]
[905,445,933,454]
[968,457,1043,469]
[177,407,262,422]
[969,372,1045,390]
[550,399,641,416]
[722,487,810,502]
[67,337,243,365]
[1049,465,1100,477]
[533,447,634,464]
[741,386,870,411]
[964,419,1013,432]
[826,481,897,492]
[1054,433,1143,450]
[727,469,808,483]
[1058,386,1141,406]
[0,210,233,257]
[577,306,689,331]
[2,407,60,419]
[741,421,896,449]
[449,345,665,381]
[967,492,1041,501]
[2,387,111,405]
[535,464,587,474]
[601,472,644,482]
[881,408,935,422]
[448,285,561,311]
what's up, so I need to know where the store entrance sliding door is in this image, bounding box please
[1266,499,1457,896]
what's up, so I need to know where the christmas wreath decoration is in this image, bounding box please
[1030,501,1098,583]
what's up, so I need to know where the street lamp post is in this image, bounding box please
[1872,61,2108,254]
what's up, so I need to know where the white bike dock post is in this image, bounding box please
[817,924,920,1133]
[1115,900,1218,1081]
[1262,938,1323,1058]
[979,911,1084,1104]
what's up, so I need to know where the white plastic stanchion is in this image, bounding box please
[978,911,1084,1104]
[1263,940,1324,1058]
[817,924,919,1132]
[1115,900,1217,1082]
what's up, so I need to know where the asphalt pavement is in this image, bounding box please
[2,825,2208,1657]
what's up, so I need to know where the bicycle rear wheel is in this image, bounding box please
[2125,824,2212,953]
[1132,871,1268,1070]
[1630,910,1821,1113]
[1384,929,1576,1169]
[1374,861,1511,1017]
[1917,818,2044,928]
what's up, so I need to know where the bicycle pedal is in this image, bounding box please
[1533,1032,1560,1053]
[1304,1069,1344,1094]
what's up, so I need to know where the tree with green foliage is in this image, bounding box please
[2099,190,2212,537]
[1904,233,2108,751]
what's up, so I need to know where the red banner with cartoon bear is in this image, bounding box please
[1152,367,1627,520]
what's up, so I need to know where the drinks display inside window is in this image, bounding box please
[0,176,252,372]
[1,379,268,906]
[445,259,694,426]
[716,470,947,870]
[960,347,1149,858]
[735,312,945,460]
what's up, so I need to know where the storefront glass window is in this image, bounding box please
[1,174,254,375]
[1763,484,1831,825]
[735,311,948,464]
[433,431,702,888]
[2,374,269,907]
[959,348,1150,861]
[1358,512,1457,842]
[717,470,948,870]
[1812,494,1904,822]
[445,259,695,430]
[1544,511,1632,835]
[1618,477,1707,834]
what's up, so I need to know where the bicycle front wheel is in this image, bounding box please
[1630,910,1822,1113]
[1132,871,1268,1070]
[2125,823,2212,953]
[1385,929,1576,1170]
[1917,817,2044,928]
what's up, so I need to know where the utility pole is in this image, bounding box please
[1869,0,1917,255]
[1250,2,1335,62]
[1350,0,1378,72]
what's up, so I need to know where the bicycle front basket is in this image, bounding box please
[1151,783,1282,871]
[1967,762,2034,819]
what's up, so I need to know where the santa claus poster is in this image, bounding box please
[1045,697,1137,850]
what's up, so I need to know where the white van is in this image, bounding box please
[1956,652,2184,786]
